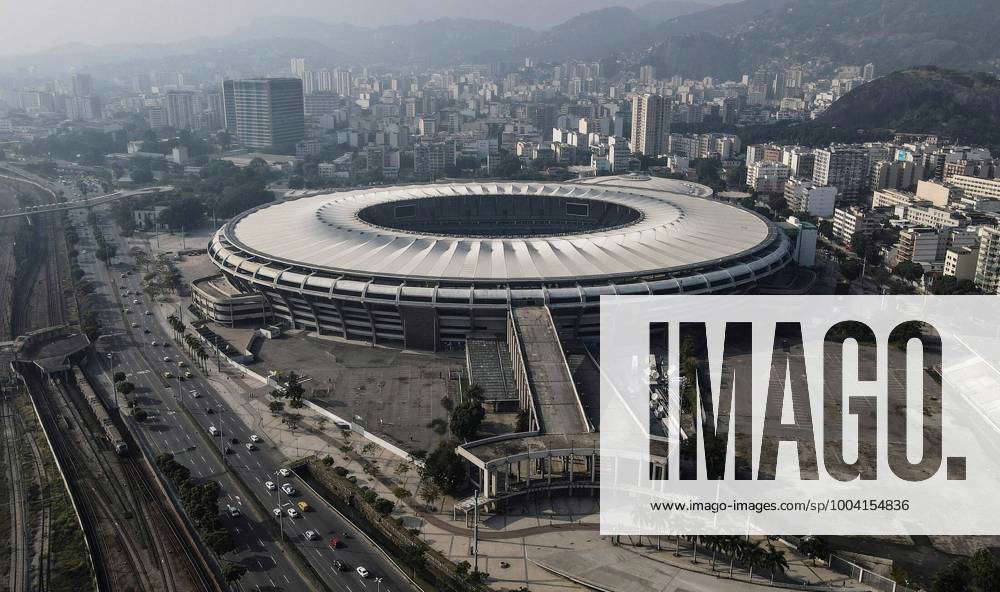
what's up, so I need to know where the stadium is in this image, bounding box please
[207,175,793,351]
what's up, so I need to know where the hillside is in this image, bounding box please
[816,67,1000,146]
[728,67,1000,151]
[644,0,1000,78]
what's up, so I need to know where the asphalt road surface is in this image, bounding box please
[66,202,412,592]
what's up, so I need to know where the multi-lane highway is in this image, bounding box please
[67,199,413,591]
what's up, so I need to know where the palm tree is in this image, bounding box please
[742,540,764,581]
[764,544,789,584]
[688,535,699,563]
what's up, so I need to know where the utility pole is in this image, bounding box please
[472,488,479,572]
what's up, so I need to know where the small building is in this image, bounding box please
[191,275,267,325]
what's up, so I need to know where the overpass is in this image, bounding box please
[0,179,173,219]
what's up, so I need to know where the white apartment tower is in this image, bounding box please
[630,94,671,157]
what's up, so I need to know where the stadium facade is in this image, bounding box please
[207,176,792,350]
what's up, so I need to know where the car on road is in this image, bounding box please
[264,481,276,491]
[132,299,140,304]
[249,434,261,442]
[329,538,342,549]
[356,566,370,578]
[277,468,291,477]
[150,340,158,346]
[189,390,199,398]
[162,356,170,362]
[208,426,219,436]
[304,530,319,541]
[245,442,255,451]
[281,483,297,496]
[178,361,187,367]
[334,560,349,571]
[184,371,193,379]
[131,322,139,328]
[144,310,152,316]
[162,371,173,379]
[272,507,282,517]
[286,507,299,518]
[120,273,126,278]
[297,500,311,512]
[227,505,240,517]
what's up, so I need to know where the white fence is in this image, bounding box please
[828,554,916,592]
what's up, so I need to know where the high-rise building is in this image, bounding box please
[290,58,306,78]
[224,78,305,150]
[813,145,870,203]
[165,90,195,130]
[66,95,101,121]
[222,80,237,132]
[639,65,655,85]
[863,63,876,82]
[629,94,671,157]
[71,73,94,97]
[414,140,457,181]
[974,226,1000,294]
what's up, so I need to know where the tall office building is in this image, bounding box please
[222,80,237,132]
[290,57,306,78]
[223,78,305,150]
[813,145,870,203]
[71,73,94,97]
[629,94,671,157]
[165,90,195,130]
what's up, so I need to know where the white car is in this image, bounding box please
[264,481,276,491]
[150,340,158,346]
[304,530,319,541]
[356,566,370,578]
[132,299,140,304]
[144,310,152,316]
[286,507,299,518]
[272,507,282,517]
[131,322,139,328]
[162,356,170,362]
[277,468,291,477]
[281,483,297,496]
[189,390,200,398]
[249,434,261,442]
[245,442,255,451]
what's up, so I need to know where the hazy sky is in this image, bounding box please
[1,0,686,56]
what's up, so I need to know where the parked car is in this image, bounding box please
[249,434,261,442]
[226,505,240,517]
[297,500,311,512]
[277,468,291,477]
[264,481,276,491]
[281,483,297,496]
[286,508,299,518]
[356,566,370,578]
[272,507,282,517]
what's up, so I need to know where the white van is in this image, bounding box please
[208,426,219,436]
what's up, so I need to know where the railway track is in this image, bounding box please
[16,403,52,592]
[1,397,29,592]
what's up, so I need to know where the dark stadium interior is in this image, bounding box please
[355,193,644,237]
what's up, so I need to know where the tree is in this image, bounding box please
[222,562,248,588]
[269,400,285,415]
[116,381,135,395]
[839,259,861,283]
[449,384,485,441]
[423,442,466,495]
[893,260,924,282]
[373,497,395,516]
[134,408,149,423]
[113,371,126,383]
[797,536,829,565]
[763,544,789,584]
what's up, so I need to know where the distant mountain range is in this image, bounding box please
[3,0,1000,79]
